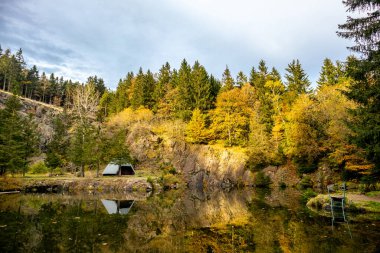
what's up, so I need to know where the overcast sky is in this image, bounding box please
[0,0,352,89]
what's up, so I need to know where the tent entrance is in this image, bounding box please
[120,165,135,175]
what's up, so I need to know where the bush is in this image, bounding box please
[301,188,317,203]
[52,167,63,175]
[29,162,49,174]
[254,171,271,187]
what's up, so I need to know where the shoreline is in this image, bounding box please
[0,177,156,194]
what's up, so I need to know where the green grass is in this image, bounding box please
[365,191,380,197]
[361,201,380,212]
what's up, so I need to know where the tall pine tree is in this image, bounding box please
[338,0,380,173]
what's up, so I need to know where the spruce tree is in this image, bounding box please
[338,0,380,173]
[284,59,311,105]
[317,58,337,88]
[153,63,171,112]
[221,65,234,91]
[191,61,211,110]
[177,59,193,119]
[236,71,247,88]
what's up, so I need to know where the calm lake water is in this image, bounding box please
[0,188,380,253]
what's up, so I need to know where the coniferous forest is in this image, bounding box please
[0,0,379,188]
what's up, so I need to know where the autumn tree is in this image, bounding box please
[210,88,251,146]
[185,108,208,144]
[284,94,321,170]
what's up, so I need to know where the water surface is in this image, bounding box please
[0,188,379,252]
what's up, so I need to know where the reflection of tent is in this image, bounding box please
[102,163,135,176]
[101,199,135,215]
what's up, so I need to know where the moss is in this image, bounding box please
[306,194,330,210]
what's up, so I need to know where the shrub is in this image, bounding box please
[301,188,317,203]
[52,167,63,175]
[29,162,49,174]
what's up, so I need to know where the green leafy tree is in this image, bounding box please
[338,0,380,174]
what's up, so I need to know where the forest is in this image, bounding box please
[0,0,379,186]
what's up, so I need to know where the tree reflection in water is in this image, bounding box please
[0,189,380,252]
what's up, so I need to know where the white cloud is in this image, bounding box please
[0,0,352,89]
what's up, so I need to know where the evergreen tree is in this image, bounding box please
[115,72,133,112]
[284,59,311,104]
[338,0,380,173]
[269,67,281,81]
[236,71,248,88]
[46,113,70,174]
[190,61,211,110]
[143,69,156,109]
[221,65,234,91]
[26,65,39,99]
[0,96,39,176]
[153,62,171,112]
[249,66,259,88]
[209,74,221,106]
[87,76,106,97]
[131,68,145,109]
[177,59,193,118]
[317,58,337,88]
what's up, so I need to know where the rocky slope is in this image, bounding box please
[0,90,62,146]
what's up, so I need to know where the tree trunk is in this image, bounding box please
[3,75,6,90]
[96,160,100,178]
[81,163,85,177]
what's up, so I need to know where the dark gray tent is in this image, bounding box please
[102,163,135,176]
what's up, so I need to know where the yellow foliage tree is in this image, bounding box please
[284,94,320,165]
[185,108,208,144]
[210,88,252,146]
